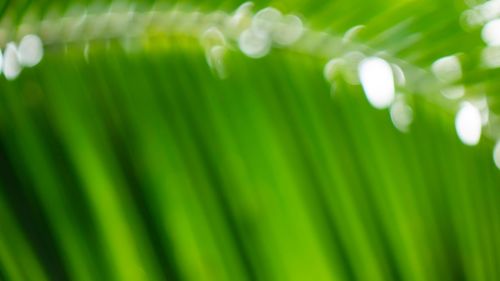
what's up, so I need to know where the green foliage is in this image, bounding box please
[0,1,499,281]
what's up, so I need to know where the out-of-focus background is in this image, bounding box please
[0,0,499,280]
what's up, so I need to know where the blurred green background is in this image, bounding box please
[0,0,499,280]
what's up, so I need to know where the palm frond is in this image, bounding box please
[0,1,499,281]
